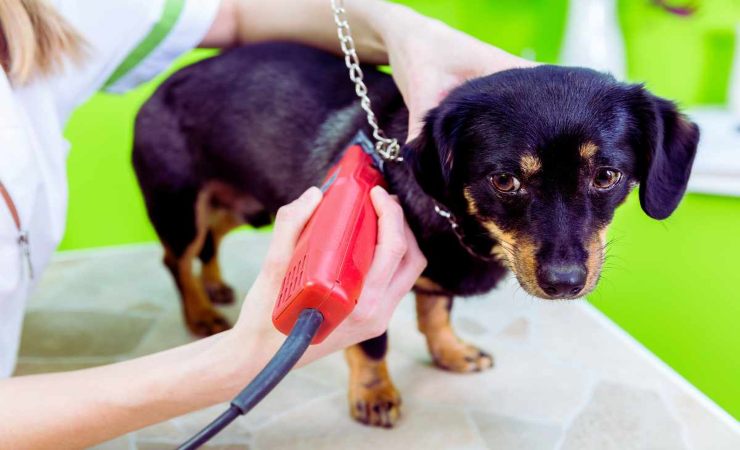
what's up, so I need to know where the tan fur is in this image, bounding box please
[520,153,542,176]
[415,276,444,292]
[579,142,598,159]
[345,345,401,428]
[416,292,493,372]
[462,189,519,266]
[463,187,479,216]
[164,189,246,336]
[583,226,609,293]
[481,219,517,246]
[508,236,548,297]
[201,209,242,304]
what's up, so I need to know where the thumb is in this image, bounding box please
[261,187,322,280]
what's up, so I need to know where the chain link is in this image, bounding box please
[331,0,402,162]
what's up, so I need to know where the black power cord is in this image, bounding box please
[179,308,324,450]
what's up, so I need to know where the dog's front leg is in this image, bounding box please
[345,333,401,428]
[415,283,493,372]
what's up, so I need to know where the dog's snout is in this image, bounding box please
[537,265,586,298]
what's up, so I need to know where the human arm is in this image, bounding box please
[201,0,537,139]
[0,186,425,449]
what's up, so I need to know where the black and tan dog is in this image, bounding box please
[133,42,698,427]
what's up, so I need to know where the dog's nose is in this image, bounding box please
[537,265,586,298]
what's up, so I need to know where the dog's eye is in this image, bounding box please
[592,167,622,190]
[490,173,521,193]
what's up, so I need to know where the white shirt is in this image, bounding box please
[0,0,221,377]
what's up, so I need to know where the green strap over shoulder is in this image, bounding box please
[103,0,186,90]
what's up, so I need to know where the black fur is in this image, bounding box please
[133,41,698,303]
[358,332,388,361]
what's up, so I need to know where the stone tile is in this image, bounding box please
[532,302,668,390]
[236,372,340,430]
[19,310,154,358]
[450,281,540,340]
[92,435,133,450]
[21,231,738,450]
[660,383,740,450]
[252,394,487,450]
[456,316,488,336]
[30,248,174,313]
[561,382,688,450]
[396,342,595,425]
[294,351,350,389]
[128,311,196,358]
[470,411,561,450]
[496,317,531,342]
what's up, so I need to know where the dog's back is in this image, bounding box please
[133,42,403,210]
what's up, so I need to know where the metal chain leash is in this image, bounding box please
[331,0,402,162]
[330,1,496,261]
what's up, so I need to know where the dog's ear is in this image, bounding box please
[630,89,700,220]
[404,108,458,202]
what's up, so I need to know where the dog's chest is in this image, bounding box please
[419,232,509,297]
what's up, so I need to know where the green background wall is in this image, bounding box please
[60,1,739,418]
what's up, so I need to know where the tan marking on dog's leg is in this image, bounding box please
[346,345,401,428]
[415,276,444,292]
[201,209,242,304]
[164,245,230,337]
[520,153,542,176]
[579,142,598,159]
[164,191,230,337]
[416,292,493,372]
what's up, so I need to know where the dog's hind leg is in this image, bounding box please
[157,190,231,337]
[345,333,402,428]
[199,209,242,305]
[416,282,493,372]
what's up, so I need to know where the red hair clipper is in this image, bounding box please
[272,133,386,343]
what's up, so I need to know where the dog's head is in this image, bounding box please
[406,65,699,299]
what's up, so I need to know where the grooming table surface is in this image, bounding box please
[17,232,739,450]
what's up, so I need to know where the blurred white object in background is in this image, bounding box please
[560,0,627,79]
[687,25,740,197]
[729,25,740,126]
[687,108,740,197]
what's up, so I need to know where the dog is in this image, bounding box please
[132,42,699,428]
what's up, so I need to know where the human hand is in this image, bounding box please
[376,5,538,140]
[224,185,426,379]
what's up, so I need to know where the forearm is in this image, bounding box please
[204,0,427,65]
[0,330,260,449]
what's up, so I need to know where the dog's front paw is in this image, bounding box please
[430,340,494,373]
[349,381,402,428]
[204,282,236,305]
[186,307,231,337]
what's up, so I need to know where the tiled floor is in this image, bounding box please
[16,232,740,450]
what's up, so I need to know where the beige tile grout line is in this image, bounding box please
[579,301,740,433]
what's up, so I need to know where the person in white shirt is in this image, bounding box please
[0,0,533,446]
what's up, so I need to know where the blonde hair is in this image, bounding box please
[0,0,85,84]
